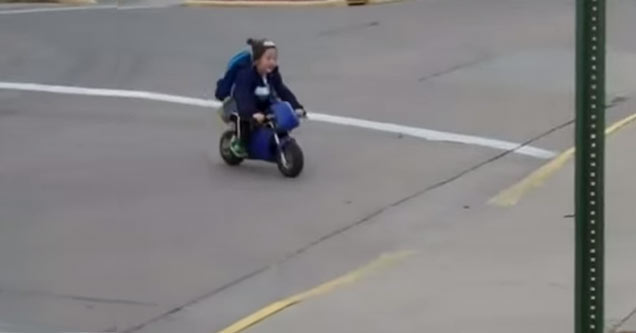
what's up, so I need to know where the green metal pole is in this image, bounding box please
[575,0,606,332]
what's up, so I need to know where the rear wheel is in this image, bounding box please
[219,130,244,166]
[276,140,304,178]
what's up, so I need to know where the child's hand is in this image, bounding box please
[295,109,307,118]
[253,113,266,123]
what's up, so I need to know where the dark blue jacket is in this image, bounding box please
[233,66,303,118]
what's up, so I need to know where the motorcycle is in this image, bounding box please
[219,101,305,178]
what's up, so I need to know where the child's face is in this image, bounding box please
[256,49,278,75]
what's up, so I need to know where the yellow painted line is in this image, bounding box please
[60,0,96,4]
[605,112,636,134]
[184,0,403,8]
[364,0,406,5]
[59,0,95,4]
[184,0,345,8]
[217,250,415,333]
[489,112,636,207]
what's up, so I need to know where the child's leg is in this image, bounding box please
[220,98,237,123]
[230,117,250,157]
[237,119,251,146]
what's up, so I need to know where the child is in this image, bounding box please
[230,38,306,157]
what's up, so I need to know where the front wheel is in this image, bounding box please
[276,140,304,178]
[219,130,244,166]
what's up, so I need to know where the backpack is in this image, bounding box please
[227,50,251,71]
[215,50,252,101]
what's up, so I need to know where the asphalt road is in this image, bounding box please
[1,0,636,332]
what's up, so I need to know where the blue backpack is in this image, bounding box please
[227,50,251,70]
[215,50,252,101]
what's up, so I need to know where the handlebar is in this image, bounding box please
[250,109,308,126]
[262,109,307,121]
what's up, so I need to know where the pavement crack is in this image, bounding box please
[318,21,380,37]
[0,289,156,307]
[123,108,589,332]
[418,57,489,82]
[607,95,629,109]
[610,305,636,333]
[64,295,156,306]
[122,266,269,333]
[124,116,575,333]
[274,115,584,269]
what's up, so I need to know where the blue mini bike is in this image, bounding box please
[219,101,304,178]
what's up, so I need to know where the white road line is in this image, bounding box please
[308,113,556,159]
[0,81,557,159]
[0,5,114,15]
[0,82,217,107]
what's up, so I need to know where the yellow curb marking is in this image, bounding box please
[489,112,636,207]
[184,0,404,8]
[185,0,345,8]
[217,250,415,333]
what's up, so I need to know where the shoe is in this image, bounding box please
[230,137,248,158]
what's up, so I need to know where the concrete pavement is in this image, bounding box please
[247,99,636,333]
[1,0,636,332]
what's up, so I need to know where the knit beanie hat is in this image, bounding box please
[247,38,277,61]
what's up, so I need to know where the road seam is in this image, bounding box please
[217,251,414,333]
[123,113,555,332]
[489,111,636,207]
[611,306,636,333]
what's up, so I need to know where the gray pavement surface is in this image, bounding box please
[248,100,636,333]
[1,0,635,332]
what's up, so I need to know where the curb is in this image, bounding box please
[184,0,344,7]
[184,0,402,8]
[364,0,402,4]
[0,0,96,4]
